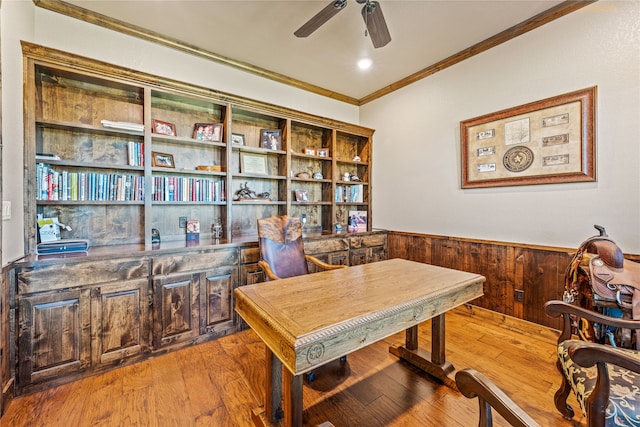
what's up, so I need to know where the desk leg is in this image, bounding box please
[282,368,304,427]
[261,347,283,423]
[389,314,458,389]
[251,347,303,427]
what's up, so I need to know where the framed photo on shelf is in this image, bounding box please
[240,152,268,175]
[231,133,246,145]
[460,86,596,188]
[152,119,177,136]
[151,151,175,168]
[304,147,316,156]
[193,123,223,142]
[295,190,309,202]
[317,148,329,157]
[260,129,282,150]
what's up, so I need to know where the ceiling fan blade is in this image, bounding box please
[294,0,347,38]
[361,1,391,48]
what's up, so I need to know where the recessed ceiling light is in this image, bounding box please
[357,58,372,70]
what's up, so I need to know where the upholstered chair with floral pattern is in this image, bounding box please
[545,300,640,427]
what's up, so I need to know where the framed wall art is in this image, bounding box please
[460,86,596,188]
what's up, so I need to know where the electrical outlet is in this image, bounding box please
[179,216,187,228]
[514,289,524,302]
[2,201,10,220]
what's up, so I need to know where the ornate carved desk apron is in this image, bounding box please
[234,258,485,427]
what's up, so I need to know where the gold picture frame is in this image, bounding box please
[460,86,596,188]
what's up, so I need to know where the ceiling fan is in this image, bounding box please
[294,0,391,48]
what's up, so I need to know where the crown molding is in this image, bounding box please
[34,0,596,107]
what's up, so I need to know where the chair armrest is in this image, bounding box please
[544,300,640,343]
[258,260,280,281]
[566,341,640,424]
[305,255,347,271]
[567,341,640,372]
[456,368,540,427]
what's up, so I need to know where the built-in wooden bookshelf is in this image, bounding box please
[22,42,374,253]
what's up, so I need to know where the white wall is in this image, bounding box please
[0,1,359,263]
[361,0,640,253]
[2,1,639,262]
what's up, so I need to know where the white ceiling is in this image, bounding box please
[61,0,567,101]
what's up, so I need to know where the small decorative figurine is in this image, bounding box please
[212,222,223,240]
[352,155,361,162]
[312,171,323,179]
[342,172,350,182]
[233,182,271,201]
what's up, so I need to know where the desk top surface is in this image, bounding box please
[235,258,485,342]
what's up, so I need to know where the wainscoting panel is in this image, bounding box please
[388,231,573,330]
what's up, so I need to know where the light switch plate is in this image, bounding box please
[2,201,11,220]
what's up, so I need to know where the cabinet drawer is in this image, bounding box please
[350,233,386,249]
[240,247,260,264]
[241,263,264,286]
[304,238,349,255]
[153,249,238,275]
[17,258,149,294]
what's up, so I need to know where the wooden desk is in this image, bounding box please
[234,258,485,427]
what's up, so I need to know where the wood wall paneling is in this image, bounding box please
[388,231,575,330]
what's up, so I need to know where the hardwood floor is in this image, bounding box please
[2,305,584,426]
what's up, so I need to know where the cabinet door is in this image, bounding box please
[241,263,264,285]
[200,269,237,335]
[370,246,387,263]
[350,248,369,266]
[152,273,199,349]
[17,289,90,392]
[91,279,150,365]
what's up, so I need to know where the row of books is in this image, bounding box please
[127,141,144,167]
[36,163,144,202]
[152,176,225,202]
[335,184,364,203]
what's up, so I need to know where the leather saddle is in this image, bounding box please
[565,225,640,348]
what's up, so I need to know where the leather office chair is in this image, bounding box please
[257,215,348,381]
[257,215,345,281]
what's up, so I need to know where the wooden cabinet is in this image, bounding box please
[5,231,386,396]
[152,249,238,350]
[12,256,150,394]
[23,42,374,253]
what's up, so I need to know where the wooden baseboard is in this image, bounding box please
[452,304,560,343]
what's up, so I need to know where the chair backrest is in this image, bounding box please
[257,215,309,279]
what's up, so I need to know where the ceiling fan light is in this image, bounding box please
[358,58,373,70]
